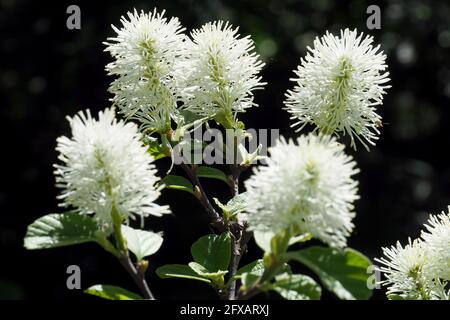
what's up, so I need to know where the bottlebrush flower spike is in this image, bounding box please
[105,9,187,133]
[375,238,447,300]
[54,108,170,226]
[421,210,450,281]
[180,21,265,127]
[285,28,390,150]
[244,133,359,248]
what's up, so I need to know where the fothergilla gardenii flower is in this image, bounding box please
[54,108,170,226]
[285,28,390,150]
[105,9,187,133]
[244,133,359,248]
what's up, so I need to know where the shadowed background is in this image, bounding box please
[1,0,450,300]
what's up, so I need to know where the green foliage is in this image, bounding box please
[157,232,232,288]
[214,193,247,221]
[286,246,373,300]
[270,273,321,300]
[160,175,195,195]
[156,264,211,283]
[241,271,261,289]
[235,259,265,279]
[236,259,266,289]
[178,109,207,126]
[254,230,312,252]
[24,213,103,250]
[235,259,292,290]
[121,225,163,261]
[145,136,169,160]
[191,232,231,272]
[188,262,228,286]
[84,285,142,300]
[388,294,408,300]
[196,166,229,184]
[253,230,274,252]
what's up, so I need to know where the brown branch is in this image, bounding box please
[226,166,256,300]
[111,207,155,300]
[118,254,154,300]
[228,223,253,300]
[180,163,226,232]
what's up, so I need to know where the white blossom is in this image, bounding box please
[54,108,170,226]
[375,238,447,300]
[243,134,359,248]
[421,210,450,281]
[104,9,187,132]
[180,21,265,124]
[285,28,390,150]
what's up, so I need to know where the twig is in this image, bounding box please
[230,164,240,197]
[111,207,155,300]
[180,163,226,232]
[176,133,254,300]
[118,254,155,300]
[227,225,253,300]
[226,166,255,300]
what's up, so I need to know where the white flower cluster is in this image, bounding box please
[285,28,390,150]
[105,9,186,132]
[375,210,450,300]
[244,134,359,248]
[105,10,265,131]
[179,21,265,121]
[54,108,170,226]
[421,212,450,280]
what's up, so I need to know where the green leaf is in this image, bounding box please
[121,225,163,261]
[188,262,228,286]
[235,259,265,279]
[24,213,102,250]
[241,272,261,289]
[187,262,225,276]
[179,109,206,125]
[271,273,321,300]
[388,294,407,300]
[160,175,195,195]
[254,230,312,252]
[214,193,247,220]
[156,264,211,283]
[84,285,142,300]
[191,232,231,272]
[286,246,373,300]
[289,233,313,245]
[236,259,291,289]
[236,259,292,279]
[234,259,265,288]
[196,166,229,184]
[145,137,169,160]
[253,230,275,252]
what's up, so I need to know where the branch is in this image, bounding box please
[180,163,226,232]
[228,223,253,300]
[226,166,255,300]
[111,207,155,300]
[117,254,155,300]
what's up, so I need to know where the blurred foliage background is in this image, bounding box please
[1,0,450,300]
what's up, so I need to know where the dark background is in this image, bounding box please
[1,0,450,300]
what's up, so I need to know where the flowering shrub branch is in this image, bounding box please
[23,7,449,301]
